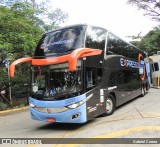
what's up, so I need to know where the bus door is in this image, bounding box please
[85,66,104,120]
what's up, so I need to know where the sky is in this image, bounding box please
[51,0,159,41]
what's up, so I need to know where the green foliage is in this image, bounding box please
[128,0,160,55]
[0,3,43,97]
[0,67,8,88]
[0,5,44,59]
[139,27,160,55]
[0,1,68,104]
[130,28,160,55]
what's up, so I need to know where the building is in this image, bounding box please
[148,51,160,88]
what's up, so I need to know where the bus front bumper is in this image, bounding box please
[29,103,87,123]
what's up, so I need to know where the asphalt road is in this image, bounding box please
[0,88,160,147]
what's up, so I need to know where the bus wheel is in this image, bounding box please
[102,94,116,116]
[144,85,147,94]
[141,85,145,97]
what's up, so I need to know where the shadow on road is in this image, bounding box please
[33,92,151,132]
[36,120,94,131]
[35,95,145,131]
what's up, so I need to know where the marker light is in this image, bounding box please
[30,103,36,108]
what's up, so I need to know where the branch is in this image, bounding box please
[127,0,160,21]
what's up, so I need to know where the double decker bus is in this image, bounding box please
[10,24,149,123]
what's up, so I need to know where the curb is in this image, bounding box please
[151,86,160,89]
[0,106,29,115]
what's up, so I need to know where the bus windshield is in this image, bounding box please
[34,26,86,57]
[31,61,82,100]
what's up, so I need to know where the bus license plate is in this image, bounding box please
[46,118,56,122]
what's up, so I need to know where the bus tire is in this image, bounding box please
[102,94,116,116]
[141,85,145,97]
[144,85,147,94]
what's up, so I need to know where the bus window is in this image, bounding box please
[154,63,159,71]
[85,26,107,50]
[122,44,131,58]
[31,66,48,98]
[117,71,125,85]
[86,67,102,90]
[123,70,131,84]
[110,70,131,86]
[130,46,139,60]
[31,61,83,100]
[107,33,140,60]
[108,72,117,87]
[107,33,122,55]
[34,26,86,57]
[50,69,82,94]
[86,67,96,89]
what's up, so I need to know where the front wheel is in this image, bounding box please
[102,94,116,116]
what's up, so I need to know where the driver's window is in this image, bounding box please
[86,67,102,90]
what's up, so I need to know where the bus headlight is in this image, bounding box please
[66,99,86,109]
[66,94,93,109]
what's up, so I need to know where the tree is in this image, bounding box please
[127,0,160,21]
[0,0,68,30]
[0,4,44,59]
[0,1,68,105]
[129,28,160,56]
[138,27,160,55]
[0,1,68,104]
[0,4,43,101]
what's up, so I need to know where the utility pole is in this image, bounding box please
[6,59,12,106]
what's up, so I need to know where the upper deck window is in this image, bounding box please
[34,26,86,57]
[106,32,143,60]
[85,26,107,50]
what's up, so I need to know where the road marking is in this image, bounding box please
[26,112,160,147]
[141,112,160,118]
[51,113,142,139]
[51,113,141,139]
[96,126,160,138]
[29,112,159,146]
[50,126,160,147]
[27,145,37,147]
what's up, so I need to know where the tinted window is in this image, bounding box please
[108,71,117,87]
[85,26,107,50]
[35,26,86,57]
[31,62,82,100]
[107,33,122,55]
[117,70,131,85]
[130,46,139,60]
[86,67,102,90]
[107,32,141,60]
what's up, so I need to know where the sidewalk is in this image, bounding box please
[0,106,29,116]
